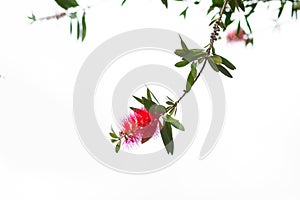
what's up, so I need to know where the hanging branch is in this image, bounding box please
[168,0,232,112]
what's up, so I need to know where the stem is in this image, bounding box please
[171,0,229,110]
[30,5,92,23]
[37,13,67,21]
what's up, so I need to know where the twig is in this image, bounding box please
[172,0,229,108]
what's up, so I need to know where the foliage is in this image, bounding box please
[29,0,300,154]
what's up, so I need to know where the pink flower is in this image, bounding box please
[120,107,159,147]
[227,29,246,43]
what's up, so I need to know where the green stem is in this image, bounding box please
[169,0,230,113]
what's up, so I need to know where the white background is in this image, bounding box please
[1,0,300,199]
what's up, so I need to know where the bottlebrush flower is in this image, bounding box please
[120,107,160,147]
[226,29,246,43]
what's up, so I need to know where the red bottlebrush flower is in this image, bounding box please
[226,29,246,43]
[120,107,159,147]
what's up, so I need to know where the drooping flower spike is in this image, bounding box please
[119,107,160,147]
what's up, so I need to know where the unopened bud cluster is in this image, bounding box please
[210,22,221,44]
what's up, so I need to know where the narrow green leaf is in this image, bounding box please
[69,20,72,35]
[186,63,197,92]
[236,20,241,36]
[81,13,87,41]
[133,96,143,104]
[110,132,118,138]
[244,16,252,33]
[121,0,127,6]
[163,115,185,131]
[130,107,138,111]
[219,55,236,70]
[111,139,118,143]
[167,96,174,102]
[81,13,86,41]
[115,141,121,153]
[236,0,245,11]
[183,50,206,62]
[161,0,168,8]
[141,97,157,111]
[209,18,217,26]
[166,101,174,105]
[148,88,159,104]
[174,49,185,57]
[76,19,80,40]
[54,0,79,10]
[160,121,174,155]
[217,65,233,78]
[147,88,152,101]
[228,0,236,11]
[169,107,175,116]
[208,57,219,72]
[175,60,189,67]
[180,7,189,19]
[179,35,189,52]
[198,57,205,64]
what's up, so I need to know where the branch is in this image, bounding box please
[172,0,230,108]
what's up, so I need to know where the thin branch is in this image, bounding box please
[172,0,230,108]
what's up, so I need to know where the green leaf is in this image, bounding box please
[160,121,174,155]
[121,0,127,6]
[198,57,205,64]
[81,13,87,41]
[236,0,245,11]
[76,19,80,40]
[167,96,174,102]
[110,132,118,138]
[133,95,157,111]
[28,13,36,21]
[163,115,185,131]
[166,101,174,105]
[183,50,206,62]
[186,63,197,92]
[142,97,157,111]
[161,0,168,8]
[228,0,236,11]
[147,88,152,101]
[149,104,166,116]
[168,107,175,116]
[175,60,189,67]
[115,141,121,153]
[111,139,118,143]
[129,107,138,111]
[174,49,185,57]
[212,0,224,7]
[69,12,77,19]
[237,20,241,36]
[175,48,206,63]
[208,57,219,72]
[219,55,236,70]
[179,35,188,52]
[180,7,189,19]
[54,0,79,10]
[211,55,222,65]
[244,16,252,33]
[217,65,233,78]
[133,96,143,104]
[69,20,72,35]
[147,88,159,104]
